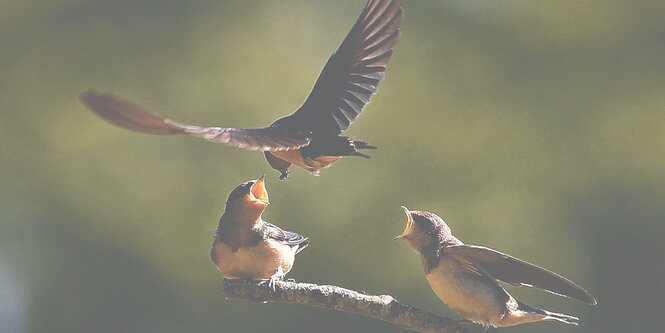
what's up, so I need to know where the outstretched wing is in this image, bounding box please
[81,89,311,151]
[273,0,404,134]
[446,245,597,305]
[263,222,309,254]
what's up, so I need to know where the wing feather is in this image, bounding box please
[263,222,309,254]
[272,0,404,134]
[81,89,311,151]
[446,245,597,305]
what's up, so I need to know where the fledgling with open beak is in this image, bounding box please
[394,207,596,332]
[211,176,308,286]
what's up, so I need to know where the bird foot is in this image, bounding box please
[279,171,290,180]
[478,323,491,333]
[265,275,284,292]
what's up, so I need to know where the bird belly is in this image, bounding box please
[214,239,295,280]
[425,258,506,324]
[271,150,341,172]
[304,156,342,169]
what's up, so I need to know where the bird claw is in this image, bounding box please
[266,275,284,292]
[279,171,290,180]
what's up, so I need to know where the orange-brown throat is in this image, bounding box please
[223,176,270,225]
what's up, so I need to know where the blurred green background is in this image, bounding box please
[2,0,664,332]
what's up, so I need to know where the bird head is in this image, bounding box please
[394,206,456,252]
[225,176,270,219]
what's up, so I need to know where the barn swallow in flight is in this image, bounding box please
[211,176,308,286]
[395,207,596,332]
[81,0,404,180]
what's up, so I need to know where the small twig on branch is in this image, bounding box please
[223,278,472,333]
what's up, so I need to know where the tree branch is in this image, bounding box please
[223,278,472,333]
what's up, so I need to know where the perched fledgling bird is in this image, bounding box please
[211,176,308,285]
[394,207,596,332]
[81,0,404,180]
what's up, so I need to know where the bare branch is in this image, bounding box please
[223,278,472,333]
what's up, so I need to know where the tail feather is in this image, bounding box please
[542,310,579,325]
[352,140,377,150]
[517,299,578,326]
[301,136,377,159]
[294,239,310,254]
[352,151,371,158]
[81,89,187,135]
[349,140,376,158]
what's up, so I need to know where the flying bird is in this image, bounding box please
[211,176,308,286]
[81,0,404,179]
[394,207,596,332]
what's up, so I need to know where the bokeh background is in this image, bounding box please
[2,0,664,332]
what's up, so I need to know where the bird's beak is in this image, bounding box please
[249,175,269,206]
[393,206,413,240]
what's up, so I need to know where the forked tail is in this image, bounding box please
[517,300,579,326]
[350,139,377,158]
[541,310,579,325]
[301,136,377,159]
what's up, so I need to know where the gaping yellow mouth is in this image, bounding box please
[393,206,413,240]
[249,175,269,206]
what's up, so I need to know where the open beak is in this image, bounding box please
[393,206,413,240]
[249,175,269,206]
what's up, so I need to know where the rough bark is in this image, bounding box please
[223,278,472,333]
